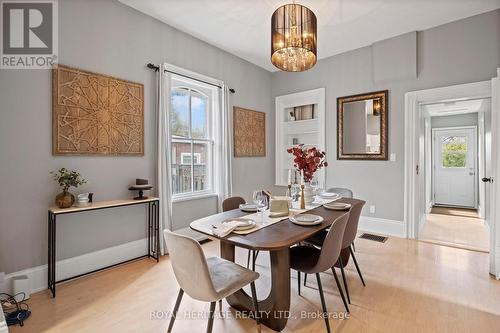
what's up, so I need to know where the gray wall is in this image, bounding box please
[431,113,478,128]
[0,0,273,273]
[271,9,500,221]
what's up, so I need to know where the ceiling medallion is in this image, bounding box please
[271,2,317,72]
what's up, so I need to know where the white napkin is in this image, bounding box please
[212,220,250,237]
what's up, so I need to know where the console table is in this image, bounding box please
[47,197,160,298]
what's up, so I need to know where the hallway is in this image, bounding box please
[419,207,489,252]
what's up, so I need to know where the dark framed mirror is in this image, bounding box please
[337,90,388,160]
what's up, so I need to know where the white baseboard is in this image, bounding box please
[2,238,149,295]
[358,216,405,238]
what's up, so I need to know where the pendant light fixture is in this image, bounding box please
[271,1,317,72]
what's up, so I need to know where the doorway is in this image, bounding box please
[404,76,500,278]
[418,104,489,252]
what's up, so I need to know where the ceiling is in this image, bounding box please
[423,98,491,117]
[118,0,500,72]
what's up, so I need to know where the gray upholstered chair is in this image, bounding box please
[326,187,353,198]
[326,187,356,251]
[289,213,350,333]
[164,230,261,333]
[222,196,259,270]
[303,200,366,308]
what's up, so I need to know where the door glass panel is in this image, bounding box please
[441,136,467,168]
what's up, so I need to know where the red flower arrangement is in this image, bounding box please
[287,145,328,182]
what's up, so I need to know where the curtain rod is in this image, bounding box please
[147,63,235,93]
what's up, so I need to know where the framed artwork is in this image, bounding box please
[233,107,266,157]
[52,64,144,155]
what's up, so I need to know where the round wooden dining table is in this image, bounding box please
[190,198,359,331]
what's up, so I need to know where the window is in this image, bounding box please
[170,78,214,198]
[441,136,467,168]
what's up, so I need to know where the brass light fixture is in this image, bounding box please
[271,2,317,72]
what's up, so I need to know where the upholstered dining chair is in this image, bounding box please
[303,200,366,307]
[326,187,353,198]
[326,187,356,251]
[222,196,259,270]
[289,213,350,333]
[164,230,261,333]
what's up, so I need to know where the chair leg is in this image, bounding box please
[352,241,356,252]
[218,300,223,314]
[315,273,331,333]
[251,250,259,271]
[297,270,301,296]
[349,246,366,286]
[338,255,351,304]
[167,288,184,333]
[247,250,251,269]
[331,268,350,313]
[206,301,216,333]
[250,282,262,333]
[303,273,308,287]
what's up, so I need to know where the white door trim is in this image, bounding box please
[404,81,491,239]
[431,126,478,209]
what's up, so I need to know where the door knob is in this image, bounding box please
[482,177,493,183]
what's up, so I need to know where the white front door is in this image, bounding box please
[433,127,477,207]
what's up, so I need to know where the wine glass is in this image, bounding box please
[253,190,263,206]
[310,178,321,194]
[258,195,268,223]
[291,183,300,202]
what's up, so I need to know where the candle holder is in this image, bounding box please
[300,184,306,209]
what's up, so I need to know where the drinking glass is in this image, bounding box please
[253,190,263,206]
[258,195,268,223]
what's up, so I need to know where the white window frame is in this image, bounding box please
[171,76,217,202]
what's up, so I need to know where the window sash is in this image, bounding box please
[170,84,214,198]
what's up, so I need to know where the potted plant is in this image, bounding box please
[287,145,328,204]
[51,168,86,208]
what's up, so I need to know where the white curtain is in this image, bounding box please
[214,85,233,211]
[156,64,173,254]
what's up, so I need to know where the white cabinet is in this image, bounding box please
[275,88,326,186]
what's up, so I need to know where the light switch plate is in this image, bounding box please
[390,153,396,161]
[369,205,376,214]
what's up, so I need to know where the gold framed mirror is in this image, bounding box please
[337,90,388,160]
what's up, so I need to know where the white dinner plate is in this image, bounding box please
[295,214,320,222]
[239,204,263,212]
[290,215,324,226]
[323,203,351,211]
[222,218,256,231]
[319,192,341,199]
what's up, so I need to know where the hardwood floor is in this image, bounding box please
[420,207,489,252]
[10,236,500,333]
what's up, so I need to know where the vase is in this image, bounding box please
[301,182,315,205]
[55,191,75,208]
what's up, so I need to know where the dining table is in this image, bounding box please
[190,197,361,331]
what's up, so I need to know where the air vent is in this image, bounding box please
[359,233,387,243]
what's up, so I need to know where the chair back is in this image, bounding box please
[222,196,245,212]
[342,200,366,248]
[164,230,216,302]
[314,213,349,272]
[327,187,353,198]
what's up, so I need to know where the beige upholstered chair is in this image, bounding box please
[164,230,261,333]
